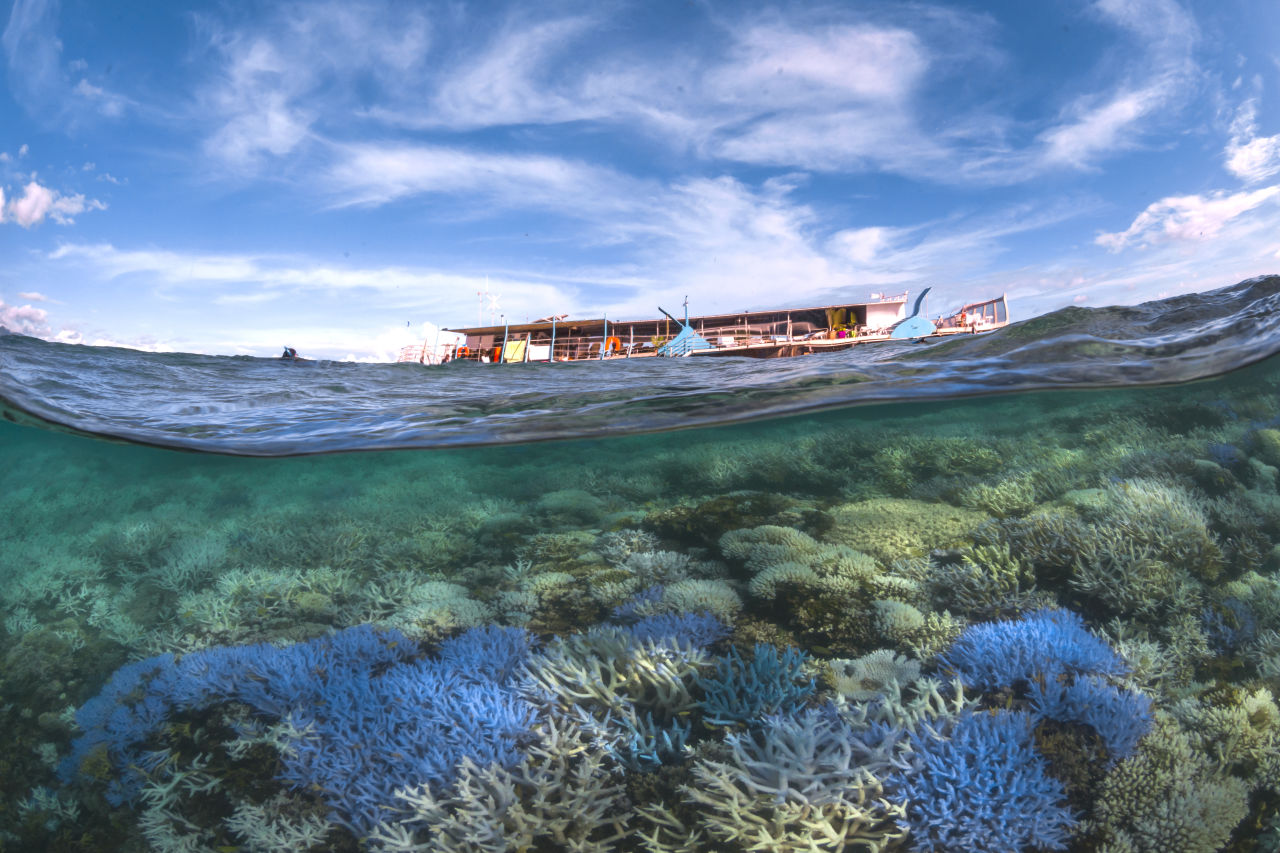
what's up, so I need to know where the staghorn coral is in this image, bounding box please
[682,709,909,853]
[926,542,1044,619]
[1168,687,1280,787]
[887,710,1077,851]
[372,715,628,852]
[1030,674,1153,761]
[697,643,815,727]
[1099,479,1224,583]
[60,625,537,837]
[939,608,1129,691]
[960,474,1039,519]
[623,611,729,649]
[517,626,707,721]
[941,609,1155,763]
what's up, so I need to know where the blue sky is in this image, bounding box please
[1,0,1278,360]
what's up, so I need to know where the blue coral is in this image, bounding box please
[615,710,692,771]
[697,643,814,726]
[279,657,533,833]
[887,710,1077,852]
[939,609,1152,762]
[938,608,1128,690]
[1029,675,1152,760]
[438,624,535,684]
[61,625,535,835]
[611,585,664,622]
[625,611,728,648]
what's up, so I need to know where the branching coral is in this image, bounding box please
[1084,714,1250,852]
[61,625,538,837]
[887,710,1077,852]
[517,626,707,721]
[372,715,628,852]
[683,709,909,853]
[697,643,815,726]
[941,609,1155,763]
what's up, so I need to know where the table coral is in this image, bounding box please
[826,499,989,563]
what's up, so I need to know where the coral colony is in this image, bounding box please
[8,365,1280,851]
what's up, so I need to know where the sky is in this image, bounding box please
[1,0,1279,361]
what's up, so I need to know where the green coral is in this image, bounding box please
[1085,714,1250,852]
[825,499,989,564]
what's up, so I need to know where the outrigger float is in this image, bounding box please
[397,289,1009,365]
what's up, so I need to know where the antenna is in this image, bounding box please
[487,291,503,326]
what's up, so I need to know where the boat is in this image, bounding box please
[396,290,1009,364]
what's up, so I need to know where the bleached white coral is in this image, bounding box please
[371,716,627,853]
[224,795,334,852]
[748,562,819,599]
[620,551,693,585]
[828,650,921,702]
[682,710,908,852]
[518,627,707,719]
[871,599,925,643]
[661,579,743,622]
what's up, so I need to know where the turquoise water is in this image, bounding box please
[3,280,1280,851]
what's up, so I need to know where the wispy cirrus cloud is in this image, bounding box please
[45,242,572,321]
[193,1,432,171]
[1096,185,1280,251]
[321,143,631,214]
[1027,0,1197,175]
[3,0,132,124]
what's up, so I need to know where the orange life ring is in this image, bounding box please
[456,346,470,358]
[605,336,622,354]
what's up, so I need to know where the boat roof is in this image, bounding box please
[444,294,911,336]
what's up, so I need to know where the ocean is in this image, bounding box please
[2,276,1280,851]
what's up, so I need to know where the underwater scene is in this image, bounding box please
[7,278,1280,852]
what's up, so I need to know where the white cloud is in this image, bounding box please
[1034,0,1197,172]
[201,37,314,168]
[322,143,628,213]
[73,77,128,117]
[428,15,599,130]
[6,181,54,226]
[18,143,27,157]
[17,290,47,301]
[1225,99,1280,184]
[3,1,129,123]
[1039,85,1167,169]
[0,297,51,336]
[2,180,105,227]
[1097,185,1280,251]
[45,242,572,327]
[2,0,62,111]
[195,2,432,171]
